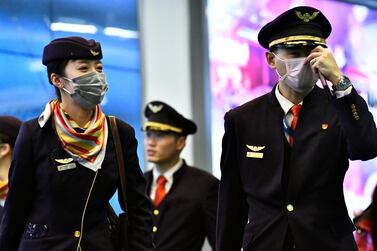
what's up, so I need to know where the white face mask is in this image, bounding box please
[274,53,318,93]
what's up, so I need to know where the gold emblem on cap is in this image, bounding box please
[148,104,163,113]
[90,49,100,56]
[295,11,319,22]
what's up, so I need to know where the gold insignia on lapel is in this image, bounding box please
[55,158,74,164]
[90,49,100,56]
[295,11,319,22]
[321,123,328,130]
[148,104,163,113]
[246,145,265,158]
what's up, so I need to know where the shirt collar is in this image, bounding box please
[275,84,303,115]
[152,158,183,183]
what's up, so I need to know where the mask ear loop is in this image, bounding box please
[272,53,286,79]
[272,52,285,62]
[59,76,76,95]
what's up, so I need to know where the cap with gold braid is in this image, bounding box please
[143,101,197,136]
[258,6,331,50]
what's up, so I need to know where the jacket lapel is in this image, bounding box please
[161,162,187,202]
[287,86,328,200]
[267,85,290,197]
[145,162,187,206]
[144,171,153,196]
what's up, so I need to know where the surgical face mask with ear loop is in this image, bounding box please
[274,53,319,93]
[61,72,108,109]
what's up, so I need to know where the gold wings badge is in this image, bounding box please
[295,11,319,22]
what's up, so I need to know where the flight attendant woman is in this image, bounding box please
[0,36,153,251]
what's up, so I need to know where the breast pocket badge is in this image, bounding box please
[55,158,76,171]
[246,145,265,159]
[51,149,77,171]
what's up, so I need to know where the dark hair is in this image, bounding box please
[0,133,12,146]
[172,132,186,140]
[46,60,69,101]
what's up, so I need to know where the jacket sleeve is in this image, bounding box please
[116,119,154,250]
[332,88,377,160]
[216,111,248,251]
[371,187,377,245]
[0,122,36,251]
[202,176,219,250]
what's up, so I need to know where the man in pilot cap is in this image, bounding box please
[0,116,22,221]
[143,101,219,251]
[216,6,377,251]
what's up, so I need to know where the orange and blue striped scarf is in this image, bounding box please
[39,100,108,171]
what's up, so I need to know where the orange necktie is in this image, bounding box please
[289,104,302,146]
[154,175,167,207]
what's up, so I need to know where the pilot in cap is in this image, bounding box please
[258,6,332,50]
[42,36,102,65]
[143,101,197,136]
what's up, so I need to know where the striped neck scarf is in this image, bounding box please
[39,100,108,172]
[0,179,8,199]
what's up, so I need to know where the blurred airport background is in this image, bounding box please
[1,1,377,249]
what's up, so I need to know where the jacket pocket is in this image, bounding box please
[24,222,48,239]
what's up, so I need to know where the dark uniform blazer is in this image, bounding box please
[217,85,377,251]
[145,161,219,251]
[0,117,154,251]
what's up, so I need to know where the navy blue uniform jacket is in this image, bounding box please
[217,86,377,251]
[145,162,219,251]
[0,117,153,251]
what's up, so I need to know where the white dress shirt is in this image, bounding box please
[275,85,303,142]
[275,84,352,142]
[149,158,183,201]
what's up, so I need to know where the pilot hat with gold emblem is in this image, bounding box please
[143,101,197,136]
[258,6,332,50]
[42,36,102,66]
